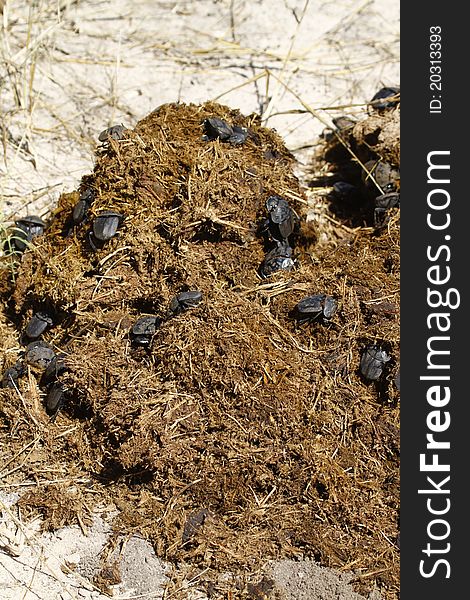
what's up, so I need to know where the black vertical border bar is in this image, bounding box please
[402,2,468,599]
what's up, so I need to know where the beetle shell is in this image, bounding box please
[260,243,294,278]
[369,86,400,110]
[227,126,248,145]
[323,296,338,319]
[25,341,56,370]
[203,117,233,141]
[169,290,203,315]
[2,361,26,388]
[17,215,46,229]
[73,188,95,224]
[295,294,337,321]
[11,215,46,252]
[92,211,123,242]
[2,367,20,389]
[296,295,324,315]
[9,225,30,252]
[332,116,356,131]
[374,192,400,227]
[25,312,53,339]
[360,345,391,381]
[41,355,67,386]
[265,195,295,240]
[46,382,65,417]
[375,192,400,210]
[98,124,126,142]
[363,160,400,196]
[131,316,159,346]
[72,199,90,225]
[266,196,290,224]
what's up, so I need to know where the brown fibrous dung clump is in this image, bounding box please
[0,101,400,599]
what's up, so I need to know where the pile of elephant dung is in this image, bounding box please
[0,101,399,599]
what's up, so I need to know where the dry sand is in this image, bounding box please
[1,1,399,598]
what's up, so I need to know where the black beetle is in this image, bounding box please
[369,86,400,111]
[260,242,295,278]
[227,125,248,145]
[46,382,65,418]
[374,191,400,227]
[92,210,123,242]
[25,341,56,370]
[72,188,95,226]
[1,367,20,389]
[332,116,356,131]
[202,118,247,145]
[294,294,337,322]
[9,215,46,252]
[169,291,203,316]
[16,215,45,237]
[375,191,400,210]
[72,200,90,225]
[24,312,53,339]
[130,316,159,346]
[363,160,400,197]
[1,361,25,388]
[360,345,391,381]
[98,124,127,142]
[265,195,296,241]
[41,354,67,387]
[203,117,233,141]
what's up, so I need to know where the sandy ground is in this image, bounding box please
[1,0,399,598]
[1,489,384,599]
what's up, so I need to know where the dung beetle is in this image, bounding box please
[363,160,400,197]
[360,345,391,381]
[265,195,296,241]
[203,117,233,141]
[1,361,25,389]
[72,188,95,225]
[25,341,56,370]
[72,200,89,225]
[24,312,53,340]
[46,382,65,419]
[332,116,356,131]
[202,118,247,145]
[369,86,400,111]
[169,291,203,316]
[374,191,400,227]
[260,242,295,278]
[91,210,123,242]
[227,125,248,145]
[294,294,337,322]
[16,215,45,238]
[98,124,127,142]
[1,367,20,389]
[41,354,67,387]
[130,316,159,346]
[9,215,46,252]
